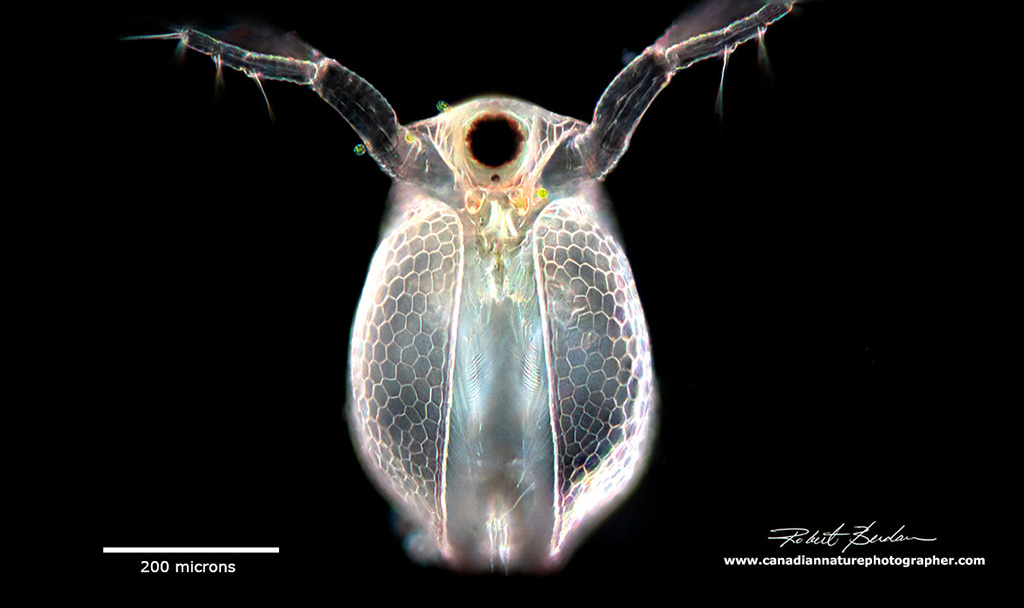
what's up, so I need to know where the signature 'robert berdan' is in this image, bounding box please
[769,522,937,553]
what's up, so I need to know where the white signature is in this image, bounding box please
[769,522,937,553]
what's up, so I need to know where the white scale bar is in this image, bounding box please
[103,547,279,554]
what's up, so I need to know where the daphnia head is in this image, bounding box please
[403,98,587,239]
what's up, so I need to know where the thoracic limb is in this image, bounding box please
[127,27,410,178]
[573,0,793,180]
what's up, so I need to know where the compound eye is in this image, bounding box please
[466,113,524,168]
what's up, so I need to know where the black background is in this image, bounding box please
[67,0,1004,599]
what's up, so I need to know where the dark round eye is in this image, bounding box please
[466,114,523,168]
